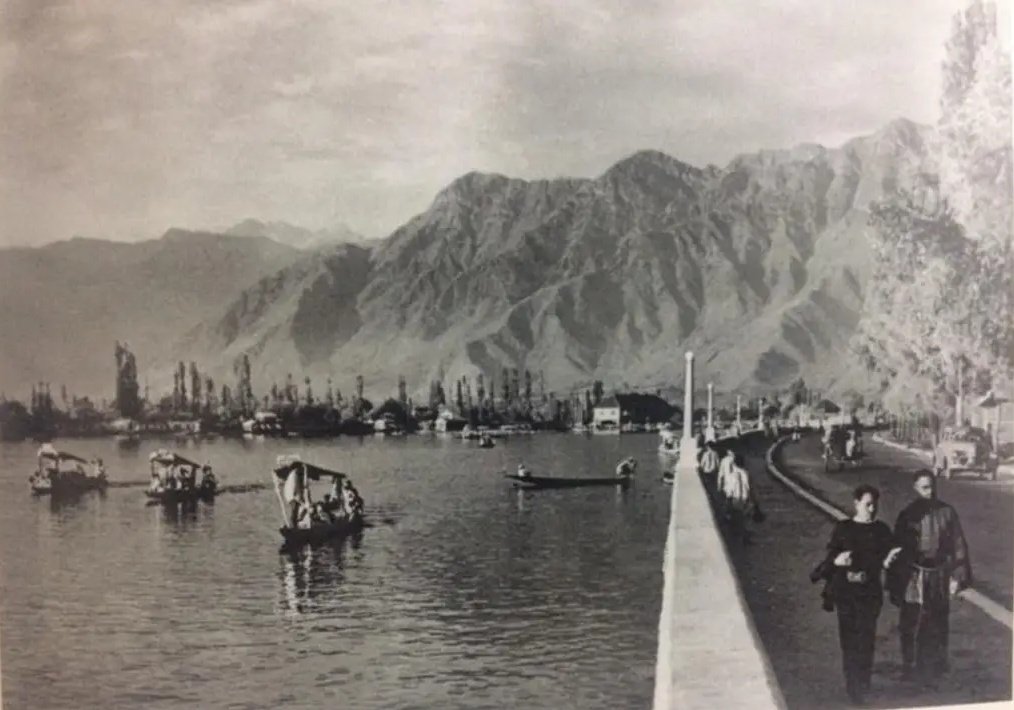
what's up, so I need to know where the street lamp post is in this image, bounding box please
[677,352,699,473]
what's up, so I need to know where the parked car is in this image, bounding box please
[933,426,998,481]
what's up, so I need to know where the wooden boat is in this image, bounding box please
[145,484,216,504]
[279,514,364,546]
[505,473,632,489]
[146,450,217,504]
[272,456,366,547]
[30,444,108,496]
[478,436,495,448]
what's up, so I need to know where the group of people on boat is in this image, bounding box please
[29,444,107,492]
[147,450,216,495]
[275,456,364,529]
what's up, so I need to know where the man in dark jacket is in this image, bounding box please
[890,470,972,682]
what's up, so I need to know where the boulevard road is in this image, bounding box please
[720,435,1012,710]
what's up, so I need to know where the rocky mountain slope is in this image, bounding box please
[178,118,933,402]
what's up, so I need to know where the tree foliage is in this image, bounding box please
[854,0,1012,417]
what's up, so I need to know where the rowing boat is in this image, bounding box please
[505,474,632,489]
[30,445,108,496]
[279,514,364,547]
[145,484,217,505]
[31,472,108,496]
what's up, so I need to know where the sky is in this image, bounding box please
[0,0,1009,247]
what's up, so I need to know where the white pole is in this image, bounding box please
[736,395,742,430]
[707,383,714,429]
[682,352,694,441]
[677,352,699,473]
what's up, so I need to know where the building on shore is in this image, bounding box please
[593,393,678,432]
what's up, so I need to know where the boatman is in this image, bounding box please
[342,478,364,518]
[517,463,531,479]
[615,457,637,478]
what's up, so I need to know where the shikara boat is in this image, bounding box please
[145,450,217,504]
[30,444,108,496]
[505,473,632,489]
[273,456,365,547]
[279,515,365,546]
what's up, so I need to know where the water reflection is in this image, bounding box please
[43,488,107,514]
[154,498,214,526]
[277,532,363,617]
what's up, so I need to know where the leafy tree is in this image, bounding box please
[854,0,1012,419]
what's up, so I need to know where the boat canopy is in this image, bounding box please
[273,454,346,481]
[148,449,202,468]
[37,444,88,463]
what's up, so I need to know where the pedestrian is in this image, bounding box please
[889,470,972,682]
[719,452,764,542]
[820,484,901,704]
[699,441,720,479]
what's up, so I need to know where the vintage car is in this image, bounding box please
[933,426,999,481]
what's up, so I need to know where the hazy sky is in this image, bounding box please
[0,0,1009,247]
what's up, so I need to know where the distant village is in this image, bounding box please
[0,342,878,443]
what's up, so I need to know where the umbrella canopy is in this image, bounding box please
[37,444,88,464]
[272,455,346,481]
[148,449,202,468]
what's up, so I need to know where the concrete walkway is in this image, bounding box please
[654,434,785,709]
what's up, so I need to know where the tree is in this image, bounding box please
[205,377,216,415]
[114,342,141,418]
[177,361,187,411]
[524,370,532,406]
[592,381,604,405]
[190,362,201,416]
[304,376,314,406]
[398,375,407,406]
[853,0,1013,419]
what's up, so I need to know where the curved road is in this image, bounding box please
[721,434,1012,710]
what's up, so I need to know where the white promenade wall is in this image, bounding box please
[653,434,785,709]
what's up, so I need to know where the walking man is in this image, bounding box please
[821,485,901,704]
[890,470,972,682]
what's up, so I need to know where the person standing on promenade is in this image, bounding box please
[890,470,972,682]
[719,452,764,542]
[822,484,901,705]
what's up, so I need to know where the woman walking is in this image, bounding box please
[820,484,900,704]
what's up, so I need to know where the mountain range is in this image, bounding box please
[0,118,932,404]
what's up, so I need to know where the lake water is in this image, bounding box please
[0,432,672,709]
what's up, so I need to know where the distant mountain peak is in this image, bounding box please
[225,219,366,250]
[604,149,700,178]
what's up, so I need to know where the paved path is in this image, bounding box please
[720,435,1012,710]
[779,435,1014,610]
